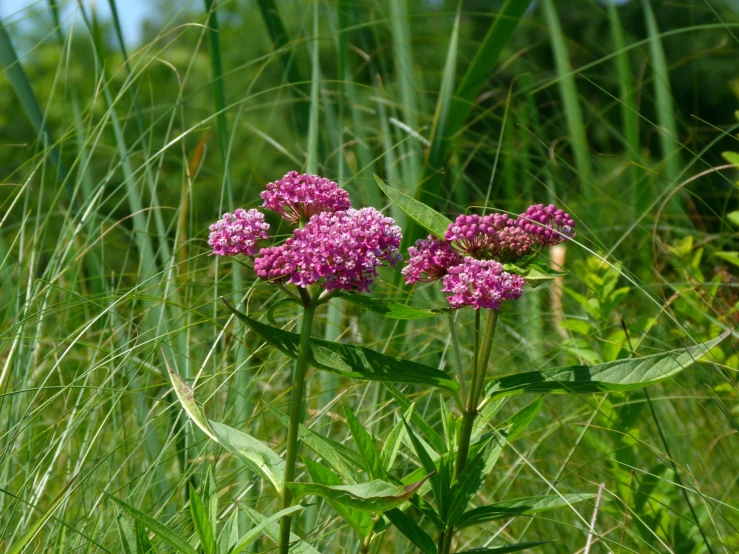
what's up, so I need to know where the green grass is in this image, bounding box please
[1,1,738,553]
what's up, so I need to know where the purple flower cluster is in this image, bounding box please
[208,172,400,294]
[441,258,525,310]
[208,208,270,257]
[261,171,351,224]
[254,208,401,292]
[403,204,575,310]
[518,204,576,247]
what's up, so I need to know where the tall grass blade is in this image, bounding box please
[542,0,593,200]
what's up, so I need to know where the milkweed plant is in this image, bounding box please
[145,172,728,554]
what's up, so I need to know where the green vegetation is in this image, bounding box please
[1,1,738,553]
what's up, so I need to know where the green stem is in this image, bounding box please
[444,309,499,554]
[278,302,317,554]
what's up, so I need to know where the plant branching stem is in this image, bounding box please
[443,308,499,554]
[278,301,317,554]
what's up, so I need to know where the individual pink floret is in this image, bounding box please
[403,236,462,284]
[208,208,270,257]
[254,208,402,292]
[260,171,351,224]
[518,204,576,246]
[441,258,524,310]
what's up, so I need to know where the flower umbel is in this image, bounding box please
[518,204,576,246]
[261,171,351,224]
[441,258,525,310]
[208,208,270,256]
[403,236,462,284]
[255,208,402,292]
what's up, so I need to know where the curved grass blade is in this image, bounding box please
[487,330,730,398]
[224,300,460,393]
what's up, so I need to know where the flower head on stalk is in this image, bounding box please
[208,208,270,256]
[518,203,576,246]
[261,171,351,224]
[441,258,525,310]
[255,208,402,292]
[403,236,462,284]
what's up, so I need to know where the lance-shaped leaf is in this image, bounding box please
[339,293,444,320]
[457,494,597,529]
[166,360,284,492]
[375,174,452,240]
[224,300,459,393]
[503,262,566,289]
[242,506,317,554]
[106,494,198,554]
[458,542,552,553]
[487,331,729,398]
[385,508,437,554]
[231,505,304,554]
[287,476,429,513]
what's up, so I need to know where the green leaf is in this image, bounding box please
[374,174,452,240]
[287,476,429,513]
[722,151,739,168]
[209,420,285,494]
[726,211,739,227]
[116,516,137,554]
[190,485,216,554]
[106,494,198,554]
[344,404,383,479]
[487,331,729,398]
[403,418,443,509]
[503,262,566,288]
[230,506,304,554]
[457,494,595,529]
[225,300,459,393]
[204,467,218,542]
[166,361,285,493]
[503,398,543,442]
[136,521,157,554]
[339,293,443,320]
[218,511,239,554]
[380,411,408,472]
[458,541,552,553]
[715,251,739,268]
[386,385,447,454]
[385,509,437,554]
[304,459,374,539]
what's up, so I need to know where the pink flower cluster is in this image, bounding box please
[518,204,576,247]
[208,172,401,294]
[441,258,525,310]
[403,204,575,310]
[208,208,270,256]
[255,208,401,292]
[261,171,351,224]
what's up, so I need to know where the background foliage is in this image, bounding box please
[1,0,738,552]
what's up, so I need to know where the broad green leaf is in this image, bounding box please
[487,331,729,398]
[209,421,285,493]
[304,459,374,539]
[721,151,739,168]
[727,211,739,227]
[136,521,157,554]
[225,301,459,393]
[116,516,136,554]
[167,362,285,493]
[190,485,216,554]
[374,174,452,240]
[231,506,304,554]
[287,476,429,513]
[457,494,595,529]
[715,251,739,268]
[106,494,198,554]
[344,404,383,479]
[385,509,437,554]
[458,542,552,553]
[503,262,566,289]
[339,293,443,320]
